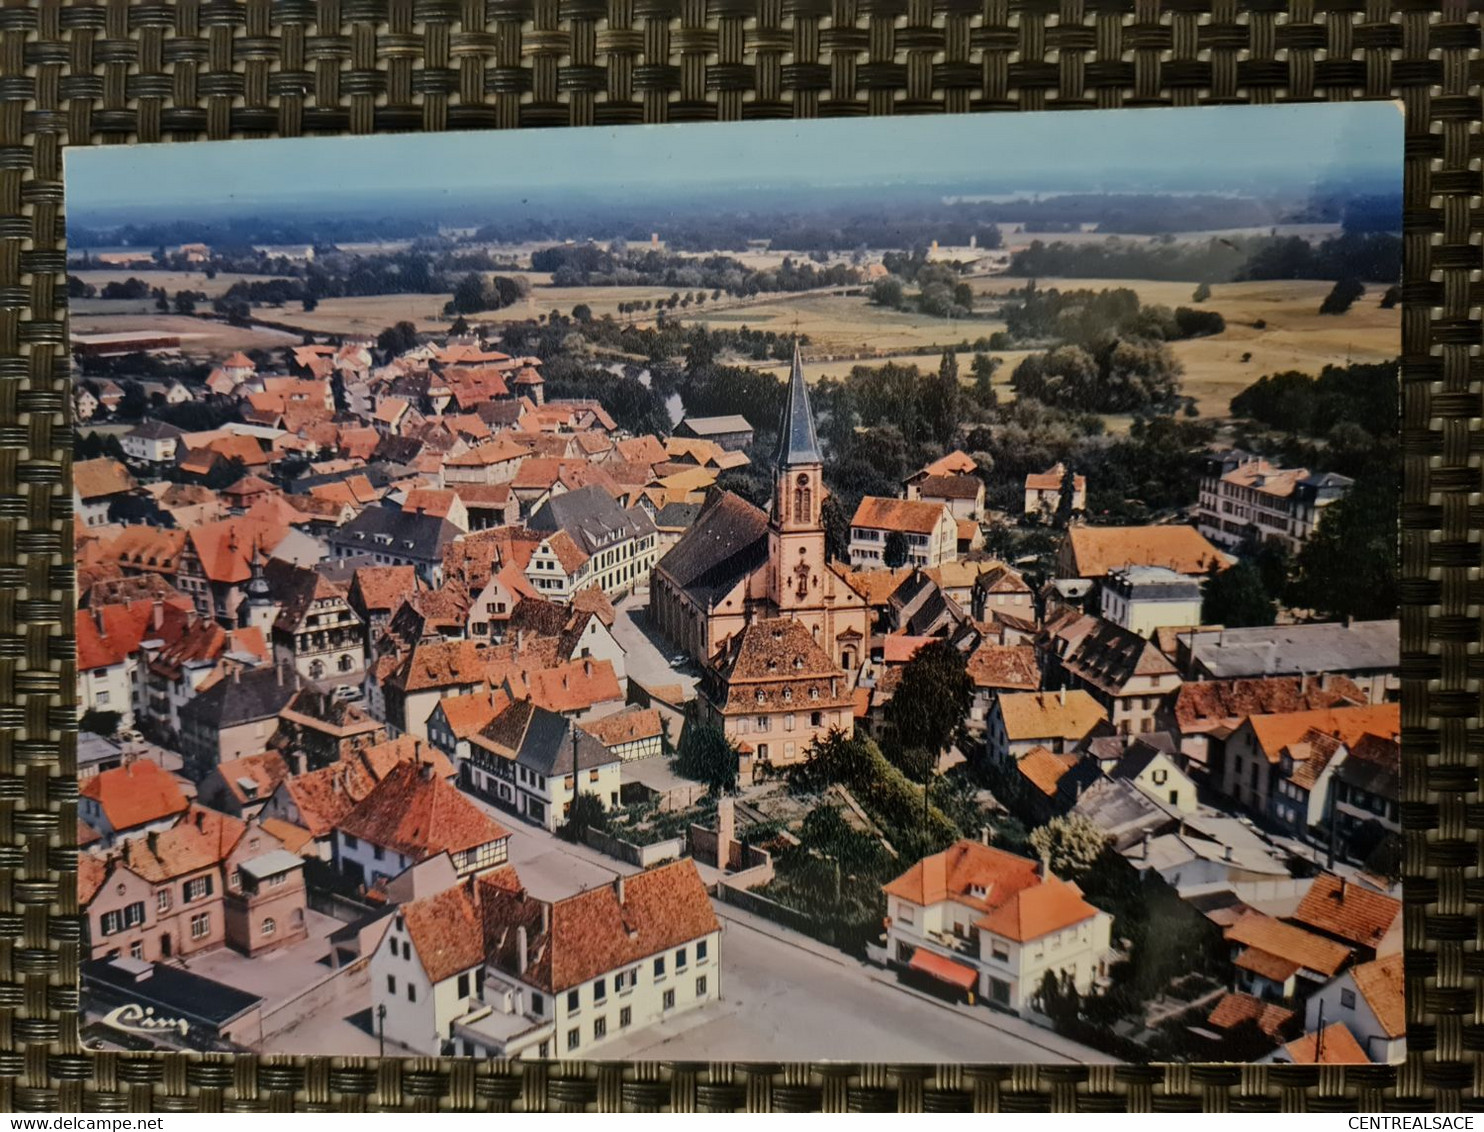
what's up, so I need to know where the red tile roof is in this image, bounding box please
[851,496,952,535]
[1281,1022,1368,1064]
[79,760,189,832]
[1225,911,1351,976]
[1207,991,1296,1040]
[1245,704,1400,764]
[977,876,1103,943]
[1350,953,1405,1038]
[1290,874,1401,951]
[339,761,510,859]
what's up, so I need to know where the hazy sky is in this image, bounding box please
[66,103,1400,219]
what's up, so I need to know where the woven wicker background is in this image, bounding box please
[1,0,1468,1113]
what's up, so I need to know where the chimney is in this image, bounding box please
[980,825,991,846]
[1338,876,1348,903]
[614,875,625,904]
[1039,850,1053,880]
[152,600,164,630]
[583,659,592,677]
[516,925,528,973]
[147,831,159,856]
[1057,688,1066,707]
[233,665,241,684]
[1141,832,1151,860]
[541,902,550,935]
[1222,844,1234,862]
[194,811,205,831]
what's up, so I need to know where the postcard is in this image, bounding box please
[68,103,1401,1064]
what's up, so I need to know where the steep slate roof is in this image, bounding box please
[528,485,656,557]
[181,664,298,730]
[653,490,769,603]
[1290,874,1401,951]
[329,504,462,561]
[1042,611,1179,694]
[339,761,510,858]
[776,344,822,468]
[474,700,612,777]
[80,760,189,831]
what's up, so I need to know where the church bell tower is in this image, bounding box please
[768,344,828,612]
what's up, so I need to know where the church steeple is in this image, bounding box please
[775,342,822,469]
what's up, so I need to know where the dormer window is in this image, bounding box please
[793,657,803,671]
[755,690,766,704]
[810,688,819,701]
[783,689,792,703]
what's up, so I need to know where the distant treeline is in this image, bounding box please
[530,244,859,293]
[68,215,439,250]
[1008,231,1401,284]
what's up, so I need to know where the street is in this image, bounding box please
[594,902,1114,1063]
[612,592,698,697]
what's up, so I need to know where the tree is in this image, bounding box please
[377,320,419,357]
[78,709,122,737]
[970,352,1000,408]
[1200,560,1276,627]
[560,791,608,842]
[923,350,961,447]
[173,291,196,315]
[571,303,592,323]
[302,295,319,312]
[1192,281,1211,303]
[871,276,906,309]
[882,530,909,569]
[1319,277,1365,315]
[884,640,973,758]
[1028,815,1108,880]
[1291,472,1398,621]
[673,717,738,794]
[1053,463,1078,529]
[1379,284,1401,309]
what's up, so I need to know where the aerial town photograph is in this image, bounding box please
[68,103,1401,1065]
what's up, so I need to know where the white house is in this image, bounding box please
[1098,565,1203,639]
[1301,954,1405,1065]
[121,420,186,469]
[332,760,511,888]
[467,701,621,833]
[848,497,958,568]
[881,838,1114,1021]
[373,859,721,1059]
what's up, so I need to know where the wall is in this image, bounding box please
[580,826,684,868]
[262,958,369,1039]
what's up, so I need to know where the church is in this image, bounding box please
[649,346,869,676]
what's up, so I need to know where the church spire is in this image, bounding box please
[775,341,822,469]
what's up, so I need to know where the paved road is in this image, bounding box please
[594,901,1113,1064]
[612,592,698,697]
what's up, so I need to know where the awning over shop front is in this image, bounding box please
[907,947,978,990]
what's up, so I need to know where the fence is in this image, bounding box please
[580,825,685,867]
